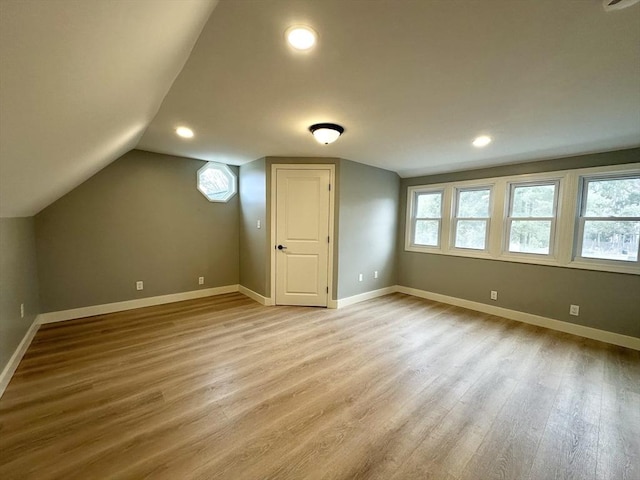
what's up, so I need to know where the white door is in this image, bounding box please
[275,167,332,306]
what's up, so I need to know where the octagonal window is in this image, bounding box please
[197,162,237,202]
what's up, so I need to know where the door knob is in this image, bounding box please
[277,244,287,250]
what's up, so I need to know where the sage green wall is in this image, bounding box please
[398,148,640,338]
[240,157,399,301]
[35,150,239,312]
[337,159,399,299]
[0,217,40,372]
[239,158,268,296]
[401,147,640,187]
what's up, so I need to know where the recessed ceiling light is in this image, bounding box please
[286,25,317,51]
[309,123,344,144]
[472,135,492,148]
[176,126,194,138]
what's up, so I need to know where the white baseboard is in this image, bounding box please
[238,285,273,306]
[38,285,240,324]
[1,285,241,399]
[3,283,635,401]
[0,316,40,398]
[396,286,640,351]
[335,286,398,309]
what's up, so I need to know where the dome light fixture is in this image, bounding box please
[472,135,492,148]
[286,25,317,51]
[176,126,194,138]
[309,123,344,144]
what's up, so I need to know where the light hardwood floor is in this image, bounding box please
[0,293,638,479]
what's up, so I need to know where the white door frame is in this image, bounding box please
[270,164,336,307]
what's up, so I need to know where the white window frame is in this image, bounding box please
[404,163,640,275]
[503,180,560,259]
[408,188,444,249]
[451,186,493,252]
[574,173,640,267]
[197,162,237,202]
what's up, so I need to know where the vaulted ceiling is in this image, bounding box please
[0,0,218,216]
[1,0,639,217]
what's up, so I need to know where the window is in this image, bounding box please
[197,162,237,202]
[577,175,640,263]
[506,182,558,255]
[453,187,491,250]
[410,190,443,247]
[404,163,640,275]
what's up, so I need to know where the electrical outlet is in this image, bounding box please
[136,281,144,291]
[358,273,363,282]
[198,276,205,285]
[257,220,261,229]
[374,270,379,279]
[570,304,579,316]
[490,290,498,301]
[20,303,24,318]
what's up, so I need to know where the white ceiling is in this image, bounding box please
[139,0,640,177]
[1,0,639,217]
[0,0,218,217]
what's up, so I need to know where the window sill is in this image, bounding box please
[569,259,640,276]
[404,247,640,276]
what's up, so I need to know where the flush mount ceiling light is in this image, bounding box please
[176,126,194,138]
[472,135,492,148]
[309,123,344,144]
[286,25,317,50]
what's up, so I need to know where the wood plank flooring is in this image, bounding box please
[0,292,638,479]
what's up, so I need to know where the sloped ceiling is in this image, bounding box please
[0,0,218,217]
[1,0,639,218]
[139,0,640,177]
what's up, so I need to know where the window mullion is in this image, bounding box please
[441,185,453,252]
[405,188,416,251]
[557,171,578,265]
[489,180,504,257]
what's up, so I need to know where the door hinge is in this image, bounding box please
[328,184,331,191]
[326,287,329,293]
[327,236,330,243]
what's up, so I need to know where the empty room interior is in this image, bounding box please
[1,1,639,479]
